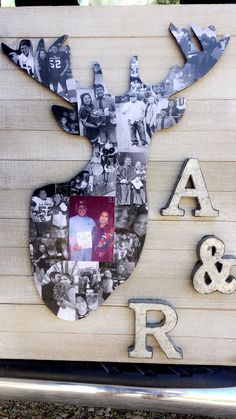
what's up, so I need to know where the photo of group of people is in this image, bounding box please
[72,79,118,196]
[168,24,229,93]
[78,83,117,145]
[2,36,76,102]
[114,205,147,277]
[36,258,136,321]
[41,261,118,321]
[115,91,185,152]
[70,142,117,197]
[30,184,69,294]
[53,106,80,135]
[114,233,141,268]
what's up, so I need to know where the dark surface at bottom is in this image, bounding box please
[0,360,235,389]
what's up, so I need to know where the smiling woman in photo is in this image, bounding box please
[92,210,114,262]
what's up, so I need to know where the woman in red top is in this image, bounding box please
[92,211,114,262]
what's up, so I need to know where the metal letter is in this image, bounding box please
[161,158,219,217]
[128,298,183,359]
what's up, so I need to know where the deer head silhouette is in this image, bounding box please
[1,23,229,321]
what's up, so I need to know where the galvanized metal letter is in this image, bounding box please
[128,298,183,359]
[161,158,219,217]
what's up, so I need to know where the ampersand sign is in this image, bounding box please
[192,236,236,294]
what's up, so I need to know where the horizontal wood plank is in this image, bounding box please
[2,131,236,162]
[0,332,235,365]
[0,248,29,276]
[0,131,91,161]
[0,305,236,341]
[0,5,234,38]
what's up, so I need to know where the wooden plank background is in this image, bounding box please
[1,4,236,364]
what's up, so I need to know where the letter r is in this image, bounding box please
[128,298,183,359]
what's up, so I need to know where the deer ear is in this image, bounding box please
[154,97,186,133]
[52,105,80,135]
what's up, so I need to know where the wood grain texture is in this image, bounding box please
[0,5,234,37]
[0,5,236,364]
[0,304,235,342]
[2,131,236,162]
[1,333,236,365]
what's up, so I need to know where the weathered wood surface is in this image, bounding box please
[0,5,235,37]
[1,5,236,364]
[2,304,236,339]
[2,131,236,162]
[2,333,236,365]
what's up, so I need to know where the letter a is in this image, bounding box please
[161,158,219,217]
[128,298,183,359]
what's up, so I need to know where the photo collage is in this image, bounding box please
[2,25,229,320]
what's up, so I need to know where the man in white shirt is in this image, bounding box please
[69,200,95,261]
[18,40,34,76]
[122,92,147,146]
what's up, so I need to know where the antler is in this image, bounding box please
[151,23,230,98]
[2,35,72,100]
[1,24,230,138]
[1,35,81,134]
[119,23,230,135]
